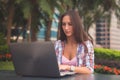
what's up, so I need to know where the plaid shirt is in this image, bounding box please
[54,40,94,73]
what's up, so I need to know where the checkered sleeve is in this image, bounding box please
[85,40,94,73]
[54,40,62,65]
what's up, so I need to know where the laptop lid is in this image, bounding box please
[9,41,61,77]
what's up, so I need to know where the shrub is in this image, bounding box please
[0,45,11,61]
[0,33,6,45]
[94,65,120,75]
[94,48,120,69]
[95,48,120,61]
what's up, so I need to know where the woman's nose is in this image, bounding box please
[64,24,69,29]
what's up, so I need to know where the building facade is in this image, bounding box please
[95,11,120,50]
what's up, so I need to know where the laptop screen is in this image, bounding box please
[10,41,61,77]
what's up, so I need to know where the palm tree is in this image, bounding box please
[0,1,6,34]
[24,0,72,41]
[2,0,73,43]
[2,0,120,44]
[15,0,71,41]
[71,0,120,40]
[6,0,15,45]
[37,0,73,41]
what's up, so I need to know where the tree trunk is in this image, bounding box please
[6,1,15,45]
[26,15,31,42]
[45,19,52,41]
[31,29,37,41]
[15,27,24,42]
[31,5,38,42]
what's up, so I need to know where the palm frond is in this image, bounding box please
[37,0,53,18]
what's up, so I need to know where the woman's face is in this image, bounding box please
[62,15,73,38]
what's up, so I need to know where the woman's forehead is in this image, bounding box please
[62,15,72,21]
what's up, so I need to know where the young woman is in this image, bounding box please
[54,10,94,74]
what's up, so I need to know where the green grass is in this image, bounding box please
[0,61,14,70]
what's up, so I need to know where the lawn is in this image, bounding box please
[0,61,14,70]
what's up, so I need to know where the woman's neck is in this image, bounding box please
[66,37,77,46]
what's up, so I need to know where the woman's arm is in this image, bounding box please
[59,65,92,74]
[75,40,94,74]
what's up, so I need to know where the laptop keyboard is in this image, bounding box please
[60,71,76,76]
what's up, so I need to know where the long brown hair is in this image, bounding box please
[58,10,90,52]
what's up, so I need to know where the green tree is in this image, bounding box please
[15,0,72,41]
[0,0,73,43]
[6,0,15,45]
[71,0,120,40]
[0,1,7,34]
[38,0,72,41]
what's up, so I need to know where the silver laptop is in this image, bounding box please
[9,41,75,77]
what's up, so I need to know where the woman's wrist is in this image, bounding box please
[70,66,75,71]
[66,65,71,71]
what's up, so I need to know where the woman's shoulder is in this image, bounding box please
[85,40,94,51]
[79,40,92,45]
[54,40,64,47]
[85,40,93,44]
[54,40,62,44]
[79,40,93,48]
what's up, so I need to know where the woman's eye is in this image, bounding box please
[68,23,72,26]
[62,22,72,26]
[62,23,66,26]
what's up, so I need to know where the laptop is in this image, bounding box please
[9,41,75,77]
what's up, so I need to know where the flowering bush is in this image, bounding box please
[0,53,12,61]
[94,65,120,75]
[0,44,11,61]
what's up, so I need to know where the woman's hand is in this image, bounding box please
[59,65,70,71]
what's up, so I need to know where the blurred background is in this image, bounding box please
[0,0,120,49]
[0,0,120,74]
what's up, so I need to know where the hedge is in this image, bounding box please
[94,48,120,69]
